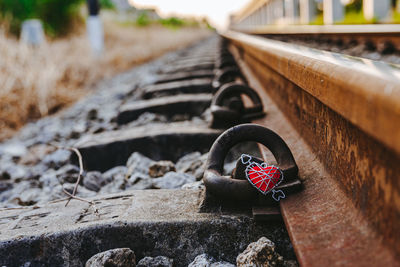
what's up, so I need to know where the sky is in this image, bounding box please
[128,0,250,29]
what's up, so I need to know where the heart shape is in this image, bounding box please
[245,162,283,195]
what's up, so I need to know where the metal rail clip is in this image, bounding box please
[210,83,266,129]
[202,124,302,220]
[212,66,246,91]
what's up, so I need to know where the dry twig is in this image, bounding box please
[48,144,86,206]
[49,144,99,216]
[64,147,84,206]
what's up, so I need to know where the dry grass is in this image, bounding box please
[0,22,211,140]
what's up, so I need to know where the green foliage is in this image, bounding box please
[393,10,400,23]
[0,0,83,37]
[310,8,377,25]
[310,14,324,25]
[159,17,185,28]
[136,12,151,26]
[340,10,377,24]
[100,0,114,10]
[345,0,362,13]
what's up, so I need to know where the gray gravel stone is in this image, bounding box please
[83,171,110,192]
[39,171,60,188]
[16,188,42,206]
[128,172,148,184]
[103,166,128,181]
[223,161,236,176]
[69,120,88,139]
[86,108,99,121]
[18,144,55,166]
[148,161,176,178]
[152,172,196,189]
[42,149,72,169]
[89,122,114,134]
[41,184,69,201]
[193,153,208,180]
[100,167,129,194]
[130,177,154,190]
[236,237,284,267]
[0,180,40,206]
[56,164,80,184]
[0,182,12,194]
[0,142,27,160]
[175,152,207,180]
[188,254,234,267]
[137,256,173,267]
[176,152,201,173]
[27,163,50,180]
[0,169,11,180]
[171,113,191,121]
[126,152,155,178]
[86,248,136,267]
[0,162,28,181]
[123,112,168,128]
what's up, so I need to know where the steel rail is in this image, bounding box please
[224,30,400,154]
[230,24,400,50]
[222,30,400,266]
[231,24,400,35]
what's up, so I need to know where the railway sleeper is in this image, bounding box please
[159,62,215,75]
[154,70,215,84]
[0,190,294,266]
[164,58,216,67]
[117,94,212,125]
[142,78,213,99]
[73,122,223,172]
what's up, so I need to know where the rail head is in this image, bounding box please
[222,30,400,155]
[230,24,400,36]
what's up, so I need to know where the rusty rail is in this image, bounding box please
[222,30,400,266]
[232,24,400,35]
[230,24,400,51]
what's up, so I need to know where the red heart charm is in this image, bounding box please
[245,162,283,195]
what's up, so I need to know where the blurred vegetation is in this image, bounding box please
[159,17,185,28]
[339,0,376,24]
[99,0,114,10]
[0,0,84,37]
[311,12,376,25]
[135,12,151,26]
[0,0,114,37]
[345,0,362,13]
[309,14,323,25]
[311,0,400,24]
[340,12,376,24]
[133,12,213,30]
[393,10,400,23]
[0,0,211,36]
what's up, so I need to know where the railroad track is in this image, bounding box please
[232,24,400,65]
[224,29,400,265]
[0,27,399,266]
